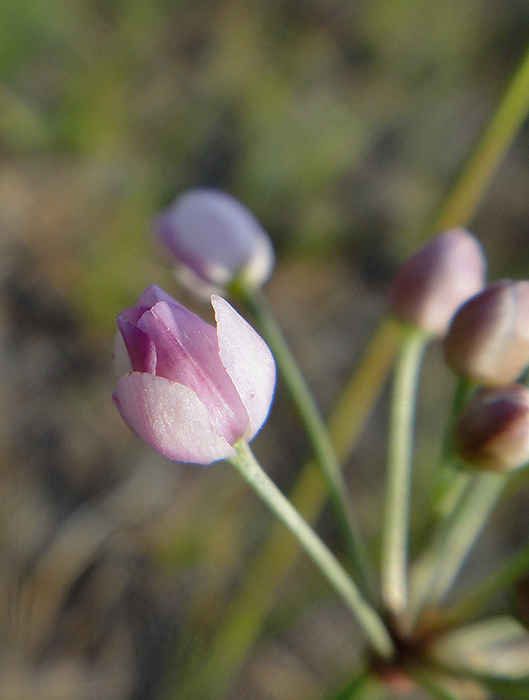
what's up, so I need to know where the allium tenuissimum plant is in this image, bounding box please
[114,179,529,699]
[116,45,529,696]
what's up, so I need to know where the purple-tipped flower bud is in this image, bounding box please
[453,384,529,472]
[443,280,529,385]
[155,188,275,295]
[388,228,486,337]
[113,285,276,464]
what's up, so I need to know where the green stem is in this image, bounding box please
[409,377,476,624]
[381,326,427,617]
[416,472,508,616]
[174,463,328,700]
[435,378,476,517]
[432,43,529,232]
[235,284,375,597]
[176,319,402,700]
[434,470,473,521]
[440,378,475,467]
[409,468,471,626]
[229,440,395,660]
[441,537,529,629]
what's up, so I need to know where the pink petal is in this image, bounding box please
[137,301,249,444]
[113,373,236,464]
[137,284,182,308]
[212,295,276,439]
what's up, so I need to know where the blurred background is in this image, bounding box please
[1,0,529,698]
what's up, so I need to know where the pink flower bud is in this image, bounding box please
[443,280,529,385]
[453,384,529,472]
[388,229,486,336]
[113,285,276,464]
[155,188,275,294]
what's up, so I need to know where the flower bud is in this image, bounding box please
[154,188,275,296]
[113,285,276,464]
[388,228,486,337]
[443,280,529,385]
[453,384,529,472]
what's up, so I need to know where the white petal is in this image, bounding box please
[113,373,235,464]
[212,295,276,439]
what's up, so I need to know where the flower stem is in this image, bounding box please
[229,440,395,660]
[381,326,427,617]
[414,471,508,618]
[441,536,529,629]
[431,42,529,232]
[235,283,375,597]
[434,378,476,518]
[176,319,401,700]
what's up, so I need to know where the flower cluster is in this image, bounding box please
[389,232,529,473]
[112,189,529,700]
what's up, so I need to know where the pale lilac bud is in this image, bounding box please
[112,285,276,464]
[453,384,529,472]
[388,229,486,336]
[443,280,529,385]
[155,188,275,295]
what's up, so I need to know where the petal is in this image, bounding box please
[118,321,157,373]
[136,284,181,308]
[137,300,220,382]
[138,301,249,444]
[212,295,276,439]
[117,305,157,373]
[113,373,236,464]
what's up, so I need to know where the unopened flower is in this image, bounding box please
[113,285,276,464]
[388,228,486,337]
[443,280,529,385]
[155,188,275,295]
[453,384,529,472]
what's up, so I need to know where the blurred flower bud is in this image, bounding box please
[453,384,529,472]
[154,188,275,296]
[388,228,486,337]
[443,280,529,385]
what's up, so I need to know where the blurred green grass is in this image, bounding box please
[1,1,529,699]
[2,0,529,332]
